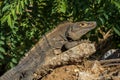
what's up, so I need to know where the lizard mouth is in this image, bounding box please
[86,21,97,28]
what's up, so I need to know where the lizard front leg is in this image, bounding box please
[63,40,91,51]
[64,41,79,50]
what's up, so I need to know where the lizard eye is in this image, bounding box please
[79,23,87,27]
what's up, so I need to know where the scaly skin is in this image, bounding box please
[0,21,96,80]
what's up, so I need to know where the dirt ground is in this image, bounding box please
[42,64,80,80]
[41,61,101,80]
[41,60,120,80]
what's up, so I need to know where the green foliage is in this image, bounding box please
[0,0,120,75]
[52,0,67,14]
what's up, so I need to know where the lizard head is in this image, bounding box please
[66,21,97,41]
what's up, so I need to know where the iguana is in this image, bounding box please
[0,21,96,80]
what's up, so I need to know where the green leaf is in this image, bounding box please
[0,53,4,59]
[21,1,24,9]
[97,0,101,4]
[0,41,4,45]
[103,13,108,20]
[1,15,9,24]
[0,47,5,53]
[10,62,15,68]
[59,0,67,13]
[113,27,120,36]
[16,4,19,14]
[19,3,23,14]
[97,9,104,13]
[112,0,120,9]
[11,9,17,20]
[99,17,104,25]
[12,58,17,63]
[7,15,12,27]
[1,36,5,40]
[85,8,89,14]
[24,0,28,5]
[2,4,10,12]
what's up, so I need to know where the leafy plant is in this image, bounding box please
[0,0,120,75]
